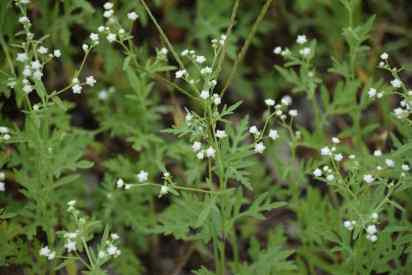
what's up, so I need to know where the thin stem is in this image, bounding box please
[221,0,273,96]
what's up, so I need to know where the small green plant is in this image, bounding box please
[1,0,412,274]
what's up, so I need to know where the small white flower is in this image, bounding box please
[103,10,113,18]
[313,168,322,177]
[111,233,120,240]
[368,88,377,98]
[98,90,108,100]
[196,150,205,160]
[137,170,148,183]
[38,46,48,54]
[90,32,99,42]
[254,142,266,154]
[206,147,216,158]
[106,33,116,43]
[23,84,33,94]
[269,129,279,140]
[249,125,259,135]
[349,154,355,159]
[195,55,206,64]
[23,66,31,77]
[67,200,76,207]
[103,2,113,9]
[0,182,5,192]
[273,46,282,55]
[128,12,139,21]
[64,241,76,252]
[192,141,202,152]
[116,178,125,188]
[212,94,221,105]
[86,76,96,87]
[200,67,212,75]
[19,16,30,24]
[200,90,209,100]
[373,150,382,157]
[326,174,335,181]
[281,95,292,106]
[289,109,298,117]
[175,69,187,79]
[159,185,169,197]
[380,52,388,60]
[366,234,377,242]
[363,174,374,184]
[343,220,354,231]
[371,212,378,220]
[107,244,119,256]
[320,147,331,156]
[98,26,105,32]
[33,70,43,80]
[53,49,61,58]
[334,154,343,162]
[366,224,377,235]
[82,44,89,52]
[299,47,311,57]
[98,250,106,258]
[332,137,340,144]
[402,164,410,171]
[385,159,395,168]
[16,53,28,62]
[0,172,5,181]
[216,130,227,139]
[391,78,402,88]
[181,49,189,56]
[72,84,82,94]
[265,98,275,106]
[296,34,307,44]
[185,112,193,122]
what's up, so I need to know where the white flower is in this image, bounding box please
[281,95,292,106]
[64,241,76,252]
[380,52,388,60]
[32,60,42,70]
[320,147,331,156]
[116,178,125,188]
[254,142,266,154]
[296,34,307,44]
[0,182,5,192]
[82,44,89,51]
[33,70,43,80]
[181,49,189,56]
[366,224,377,235]
[200,90,209,100]
[72,84,82,94]
[269,129,279,140]
[195,55,206,64]
[326,174,335,181]
[107,33,116,43]
[402,164,410,171]
[200,67,212,75]
[38,46,48,54]
[192,141,202,152]
[196,150,205,160]
[111,233,120,240]
[299,47,311,57]
[107,244,120,256]
[265,98,275,106]
[385,159,395,168]
[159,185,169,197]
[273,46,282,55]
[185,112,193,122]
[53,49,61,58]
[16,53,28,62]
[23,84,33,94]
[0,172,5,181]
[212,94,221,105]
[39,246,55,260]
[373,149,382,157]
[67,200,76,207]
[368,88,377,98]
[206,147,216,158]
[363,174,374,184]
[86,76,96,87]
[332,137,340,144]
[313,168,322,177]
[289,109,298,117]
[98,26,105,32]
[391,78,402,88]
[366,234,377,242]
[98,250,106,258]
[128,12,139,21]
[98,90,108,100]
[334,154,343,162]
[343,220,354,230]
[249,125,259,135]
[371,212,378,220]
[23,66,31,77]
[216,130,227,139]
[175,69,187,79]
[19,16,30,24]
[103,2,113,9]
[137,170,148,182]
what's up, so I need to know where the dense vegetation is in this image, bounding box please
[1,0,412,274]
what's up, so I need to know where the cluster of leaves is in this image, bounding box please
[1,0,412,274]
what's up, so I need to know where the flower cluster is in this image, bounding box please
[0,171,5,192]
[0,126,11,141]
